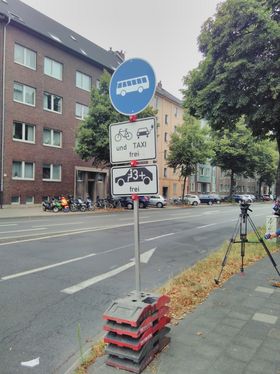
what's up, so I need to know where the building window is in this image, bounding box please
[26,196,34,204]
[75,103,89,120]
[43,164,61,181]
[11,196,20,204]
[43,128,62,147]
[76,71,91,91]
[13,121,35,143]
[164,150,167,160]
[44,57,63,80]
[164,132,168,142]
[165,114,168,125]
[174,106,178,117]
[164,168,167,177]
[14,43,36,70]
[12,161,34,180]
[96,79,100,89]
[13,82,35,106]
[43,92,62,113]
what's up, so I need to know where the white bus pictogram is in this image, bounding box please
[116,75,149,96]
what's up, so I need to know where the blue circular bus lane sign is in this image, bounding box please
[109,58,156,116]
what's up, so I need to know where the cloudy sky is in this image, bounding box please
[21,0,222,99]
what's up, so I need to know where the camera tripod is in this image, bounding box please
[214,202,280,284]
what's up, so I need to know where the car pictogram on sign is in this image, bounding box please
[115,167,153,186]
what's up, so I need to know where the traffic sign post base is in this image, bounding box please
[103,291,170,373]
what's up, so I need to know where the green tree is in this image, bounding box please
[167,115,213,198]
[211,118,263,195]
[75,71,157,166]
[255,140,278,196]
[183,0,280,195]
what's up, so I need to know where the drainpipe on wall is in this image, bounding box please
[0,13,10,208]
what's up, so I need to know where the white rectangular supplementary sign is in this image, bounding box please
[109,117,156,164]
[111,164,158,196]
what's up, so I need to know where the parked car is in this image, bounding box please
[183,194,200,206]
[116,196,150,209]
[262,194,273,201]
[231,194,252,203]
[148,195,167,208]
[198,194,221,205]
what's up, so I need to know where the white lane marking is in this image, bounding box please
[32,221,85,228]
[203,210,219,214]
[1,252,96,280]
[197,223,217,229]
[145,233,175,241]
[0,227,47,234]
[61,248,156,294]
[0,223,17,227]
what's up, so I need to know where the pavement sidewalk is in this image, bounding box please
[89,253,280,374]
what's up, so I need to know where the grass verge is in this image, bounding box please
[74,226,279,373]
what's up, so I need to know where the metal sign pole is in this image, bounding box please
[133,197,141,293]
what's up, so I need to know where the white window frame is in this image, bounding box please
[25,196,34,204]
[14,43,36,70]
[11,196,20,205]
[43,92,62,113]
[12,161,35,180]
[43,128,62,148]
[42,164,61,182]
[75,103,89,120]
[44,57,63,80]
[76,71,92,91]
[13,82,36,106]
[13,121,35,143]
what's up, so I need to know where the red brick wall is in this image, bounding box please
[3,24,107,204]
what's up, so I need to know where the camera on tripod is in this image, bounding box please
[239,201,252,213]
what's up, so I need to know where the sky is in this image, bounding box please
[21,0,222,99]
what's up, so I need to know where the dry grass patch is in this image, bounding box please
[75,226,279,372]
[160,227,279,320]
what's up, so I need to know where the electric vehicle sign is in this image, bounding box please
[109,58,156,116]
[109,117,156,164]
[111,165,158,196]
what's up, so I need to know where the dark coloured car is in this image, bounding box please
[116,196,150,209]
[198,194,221,205]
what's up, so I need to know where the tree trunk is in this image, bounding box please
[230,170,235,196]
[276,137,280,198]
[182,175,187,199]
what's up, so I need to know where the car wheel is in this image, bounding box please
[126,203,133,210]
[143,177,151,185]
[216,200,221,204]
[156,202,163,208]
[192,201,198,206]
[118,179,124,186]
[208,201,213,205]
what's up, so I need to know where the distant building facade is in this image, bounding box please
[152,82,184,199]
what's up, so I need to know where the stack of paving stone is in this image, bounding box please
[103,290,170,373]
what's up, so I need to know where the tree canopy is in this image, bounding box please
[183,0,280,194]
[167,115,213,198]
[75,71,157,166]
[211,118,274,195]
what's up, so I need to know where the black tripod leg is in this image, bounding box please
[214,217,240,284]
[248,216,280,278]
[240,241,246,273]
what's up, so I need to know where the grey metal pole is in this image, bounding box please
[134,198,141,293]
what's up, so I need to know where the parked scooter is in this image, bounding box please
[42,198,62,213]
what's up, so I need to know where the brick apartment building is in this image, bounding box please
[0,0,187,207]
[0,0,124,206]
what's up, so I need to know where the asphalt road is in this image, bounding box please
[0,203,273,373]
